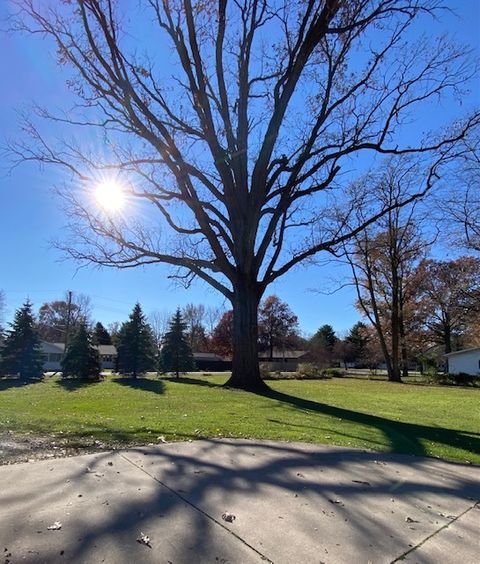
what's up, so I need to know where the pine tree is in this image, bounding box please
[0,300,44,380]
[160,309,195,378]
[92,322,112,345]
[61,323,101,380]
[346,322,370,366]
[312,324,337,352]
[116,303,156,377]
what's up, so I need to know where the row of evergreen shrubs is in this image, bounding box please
[0,301,195,381]
[261,363,344,380]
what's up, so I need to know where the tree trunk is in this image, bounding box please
[389,272,402,383]
[225,280,269,392]
[443,318,452,354]
[399,306,409,379]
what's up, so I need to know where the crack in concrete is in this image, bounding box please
[119,452,274,563]
[390,500,480,563]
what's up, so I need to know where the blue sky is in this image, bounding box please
[0,1,479,336]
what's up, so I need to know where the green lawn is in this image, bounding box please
[0,374,479,463]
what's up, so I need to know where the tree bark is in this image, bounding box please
[225,280,269,392]
[389,267,402,383]
[443,315,452,354]
[399,303,409,379]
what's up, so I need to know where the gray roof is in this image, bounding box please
[41,341,117,356]
[258,350,308,359]
[445,347,480,357]
[193,352,228,361]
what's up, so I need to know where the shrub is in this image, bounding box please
[429,372,479,387]
[296,363,323,379]
[259,363,271,379]
[322,368,343,378]
[451,372,478,386]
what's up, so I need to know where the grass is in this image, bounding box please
[0,373,479,464]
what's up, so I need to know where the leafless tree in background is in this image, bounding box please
[148,309,173,346]
[8,0,479,389]
[442,148,480,253]
[0,290,6,334]
[37,292,93,342]
[345,162,430,382]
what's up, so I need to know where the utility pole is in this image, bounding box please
[63,290,73,356]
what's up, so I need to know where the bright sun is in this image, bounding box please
[94,180,126,212]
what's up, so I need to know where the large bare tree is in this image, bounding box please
[345,162,430,382]
[9,0,479,390]
[442,149,480,253]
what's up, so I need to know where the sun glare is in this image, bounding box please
[94,180,126,212]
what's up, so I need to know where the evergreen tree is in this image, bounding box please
[0,300,44,380]
[160,309,195,378]
[346,322,370,366]
[61,323,101,380]
[116,303,156,377]
[312,324,337,352]
[92,322,112,345]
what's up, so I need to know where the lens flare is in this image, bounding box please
[95,180,126,212]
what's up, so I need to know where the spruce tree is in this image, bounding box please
[0,300,44,380]
[61,323,101,380]
[92,322,112,345]
[116,303,156,377]
[161,309,195,378]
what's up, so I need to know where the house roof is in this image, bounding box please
[41,341,117,355]
[98,344,116,355]
[258,350,308,359]
[41,341,65,353]
[193,352,228,361]
[445,347,480,357]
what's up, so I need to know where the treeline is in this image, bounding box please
[0,300,195,381]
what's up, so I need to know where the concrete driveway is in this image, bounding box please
[0,439,479,563]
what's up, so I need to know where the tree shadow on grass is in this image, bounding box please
[56,377,102,392]
[113,377,166,395]
[260,388,480,459]
[0,377,42,391]
[161,375,222,388]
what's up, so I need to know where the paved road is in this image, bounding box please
[1,440,479,563]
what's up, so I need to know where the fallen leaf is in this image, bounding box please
[222,512,236,522]
[405,517,419,523]
[352,480,371,486]
[137,532,151,548]
[328,499,344,506]
[47,521,62,531]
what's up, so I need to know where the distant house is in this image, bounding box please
[41,342,117,371]
[258,349,310,372]
[445,347,480,376]
[193,352,232,372]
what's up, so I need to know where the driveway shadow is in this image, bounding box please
[4,439,478,563]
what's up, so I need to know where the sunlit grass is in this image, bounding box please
[0,374,478,463]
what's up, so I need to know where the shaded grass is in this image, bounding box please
[0,374,478,463]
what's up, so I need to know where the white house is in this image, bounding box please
[445,347,480,376]
[41,342,117,371]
